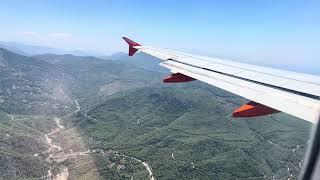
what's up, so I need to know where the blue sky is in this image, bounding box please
[0,0,319,73]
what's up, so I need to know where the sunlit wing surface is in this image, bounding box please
[123,37,320,123]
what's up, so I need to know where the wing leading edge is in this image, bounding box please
[122,37,320,123]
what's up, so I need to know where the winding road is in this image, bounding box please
[42,99,155,180]
[45,117,69,180]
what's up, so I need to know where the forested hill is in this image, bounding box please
[77,84,312,179]
[0,48,73,115]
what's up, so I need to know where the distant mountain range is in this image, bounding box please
[0,41,168,73]
[0,41,166,72]
[0,41,109,57]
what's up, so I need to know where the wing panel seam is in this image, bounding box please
[164,59,320,100]
[148,48,320,86]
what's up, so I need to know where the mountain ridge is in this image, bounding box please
[0,41,109,57]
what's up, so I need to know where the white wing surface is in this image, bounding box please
[123,37,320,123]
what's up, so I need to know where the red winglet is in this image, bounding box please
[122,37,141,56]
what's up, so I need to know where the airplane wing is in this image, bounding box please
[123,37,320,123]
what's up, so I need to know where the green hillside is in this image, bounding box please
[76,85,311,179]
[0,48,74,115]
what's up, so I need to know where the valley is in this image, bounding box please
[41,101,155,180]
[0,48,313,179]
